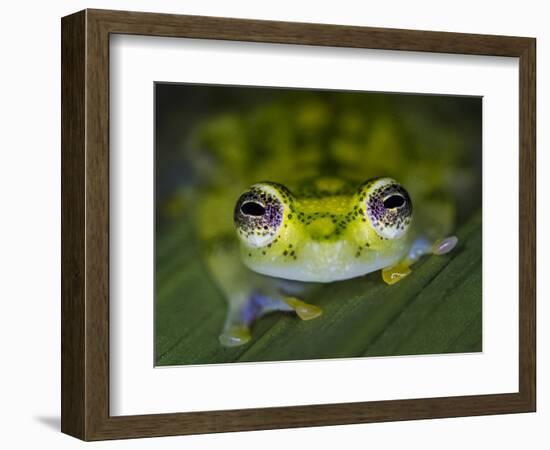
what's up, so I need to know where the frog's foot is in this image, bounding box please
[408,235,459,262]
[382,262,412,285]
[218,291,322,347]
[431,236,458,256]
[282,296,323,321]
[219,324,251,347]
[381,235,459,286]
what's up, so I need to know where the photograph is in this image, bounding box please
[154,83,482,366]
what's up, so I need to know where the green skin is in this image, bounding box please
[203,175,457,347]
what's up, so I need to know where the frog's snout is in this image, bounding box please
[306,217,336,239]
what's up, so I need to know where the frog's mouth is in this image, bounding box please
[243,241,399,283]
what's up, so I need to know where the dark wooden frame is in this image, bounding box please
[61,8,536,441]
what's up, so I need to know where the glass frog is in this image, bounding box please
[208,176,456,346]
[171,91,476,348]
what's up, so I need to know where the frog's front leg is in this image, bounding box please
[205,241,322,347]
[381,235,458,285]
[219,290,322,347]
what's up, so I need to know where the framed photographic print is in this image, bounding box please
[61,9,536,440]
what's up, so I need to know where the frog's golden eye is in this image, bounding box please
[364,179,412,240]
[234,185,284,247]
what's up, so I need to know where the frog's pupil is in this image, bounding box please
[241,201,266,216]
[383,194,405,209]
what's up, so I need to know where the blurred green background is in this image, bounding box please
[155,83,482,366]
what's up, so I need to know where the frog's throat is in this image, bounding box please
[242,242,404,283]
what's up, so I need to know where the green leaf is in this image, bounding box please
[155,211,481,366]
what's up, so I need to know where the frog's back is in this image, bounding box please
[292,176,357,198]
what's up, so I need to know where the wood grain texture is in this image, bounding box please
[61,8,536,441]
[85,10,111,438]
[518,38,536,410]
[89,8,532,56]
[61,10,86,439]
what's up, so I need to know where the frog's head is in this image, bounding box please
[233,177,414,282]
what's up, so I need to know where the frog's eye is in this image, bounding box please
[240,201,266,216]
[383,194,406,209]
[234,185,284,248]
[364,179,412,240]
